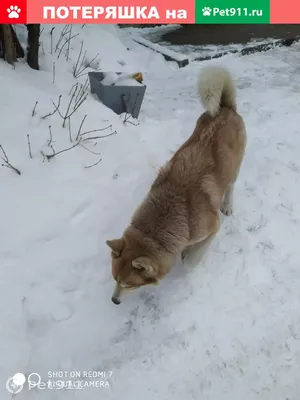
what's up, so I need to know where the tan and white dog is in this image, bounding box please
[106,66,247,305]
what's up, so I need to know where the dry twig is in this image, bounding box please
[68,117,72,142]
[55,24,70,53]
[79,143,101,155]
[84,157,102,169]
[0,144,21,175]
[47,126,53,146]
[50,27,55,54]
[32,101,38,117]
[57,32,79,60]
[42,140,81,161]
[75,114,87,141]
[81,131,117,142]
[73,41,99,78]
[27,134,32,159]
[42,95,62,119]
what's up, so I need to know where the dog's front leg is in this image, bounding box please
[182,233,216,266]
[182,214,220,267]
[181,246,190,261]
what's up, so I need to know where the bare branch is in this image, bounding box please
[67,94,88,119]
[125,119,140,126]
[68,117,72,142]
[47,126,53,146]
[73,39,100,78]
[40,41,45,56]
[1,163,21,175]
[80,124,112,137]
[52,62,55,84]
[75,77,89,105]
[81,131,117,142]
[32,101,38,117]
[42,95,62,119]
[75,114,87,141]
[55,24,69,53]
[27,134,32,159]
[41,145,55,162]
[57,32,79,60]
[73,41,84,78]
[51,98,64,119]
[62,84,78,128]
[79,143,101,155]
[74,87,89,110]
[50,27,55,55]
[84,157,102,169]
[76,53,100,78]
[50,141,81,158]
[44,82,88,129]
[0,144,9,162]
[67,84,76,96]
[0,144,21,175]
[66,25,72,61]
[43,140,81,161]
[38,27,44,39]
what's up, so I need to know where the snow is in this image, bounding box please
[101,72,143,86]
[132,35,189,62]
[113,77,143,86]
[101,72,120,85]
[1,23,300,400]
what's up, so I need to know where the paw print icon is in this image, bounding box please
[202,7,212,16]
[7,5,21,18]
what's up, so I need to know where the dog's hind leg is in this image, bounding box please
[221,157,243,217]
[220,158,242,216]
[221,131,247,216]
[221,160,243,216]
[221,183,234,216]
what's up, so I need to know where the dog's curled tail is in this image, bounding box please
[198,66,236,117]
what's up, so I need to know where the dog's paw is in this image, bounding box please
[221,203,233,216]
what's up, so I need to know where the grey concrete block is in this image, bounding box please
[88,72,146,119]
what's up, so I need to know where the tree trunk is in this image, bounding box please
[10,25,24,58]
[26,24,40,70]
[0,24,24,64]
[0,24,16,65]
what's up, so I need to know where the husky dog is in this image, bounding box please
[106,66,247,305]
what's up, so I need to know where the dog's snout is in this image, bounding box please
[111,296,121,305]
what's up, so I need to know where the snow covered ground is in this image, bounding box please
[1,24,300,400]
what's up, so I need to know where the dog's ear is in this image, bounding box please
[106,238,124,258]
[132,257,156,277]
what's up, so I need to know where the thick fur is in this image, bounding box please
[199,66,237,117]
[107,66,247,304]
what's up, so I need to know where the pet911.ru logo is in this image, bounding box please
[202,7,263,17]
[6,373,26,394]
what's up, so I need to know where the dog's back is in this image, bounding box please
[132,66,247,246]
[163,104,246,198]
